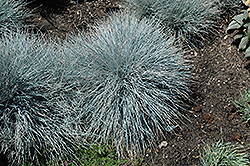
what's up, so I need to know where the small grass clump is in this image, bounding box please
[62,11,191,156]
[200,139,249,166]
[125,0,219,47]
[0,0,32,31]
[0,31,84,165]
[233,90,250,123]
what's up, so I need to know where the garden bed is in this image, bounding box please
[27,0,250,165]
[2,0,250,165]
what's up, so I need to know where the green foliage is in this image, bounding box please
[73,144,128,166]
[200,139,249,166]
[0,0,32,31]
[23,143,147,166]
[233,90,250,123]
[62,11,191,156]
[227,10,250,58]
[125,0,219,47]
[23,143,129,166]
[0,31,84,165]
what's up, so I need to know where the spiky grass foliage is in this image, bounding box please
[63,11,191,156]
[0,31,84,165]
[216,0,245,17]
[123,0,164,20]
[0,0,32,31]
[233,90,250,123]
[125,0,219,47]
[200,139,249,166]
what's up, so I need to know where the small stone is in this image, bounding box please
[159,141,168,149]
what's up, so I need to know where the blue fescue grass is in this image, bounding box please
[233,90,250,123]
[217,0,244,16]
[125,0,219,47]
[0,0,32,31]
[62,11,191,156]
[0,30,85,165]
[200,139,249,166]
[123,0,164,20]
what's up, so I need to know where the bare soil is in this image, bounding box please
[5,0,250,165]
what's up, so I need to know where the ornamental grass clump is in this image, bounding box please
[200,139,249,166]
[63,11,191,156]
[0,31,84,165]
[124,0,164,20]
[125,0,218,47]
[0,0,32,31]
[233,90,250,123]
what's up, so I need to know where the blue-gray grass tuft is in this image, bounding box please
[0,0,32,31]
[125,0,219,47]
[217,0,244,16]
[124,0,164,20]
[0,31,84,165]
[200,139,249,166]
[63,11,191,156]
[233,90,250,123]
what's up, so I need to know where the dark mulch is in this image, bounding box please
[147,28,250,165]
[6,0,250,165]
[26,0,122,39]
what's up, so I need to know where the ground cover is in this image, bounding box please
[1,0,250,165]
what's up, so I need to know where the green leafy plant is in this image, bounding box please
[73,144,128,166]
[125,0,219,47]
[200,139,249,166]
[0,0,32,31]
[227,10,250,58]
[62,11,191,156]
[24,143,129,166]
[0,30,85,165]
[233,90,250,123]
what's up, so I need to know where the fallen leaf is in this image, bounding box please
[231,134,242,142]
[192,106,202,112]
[193,155,200,159]
[204,114,214,123]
